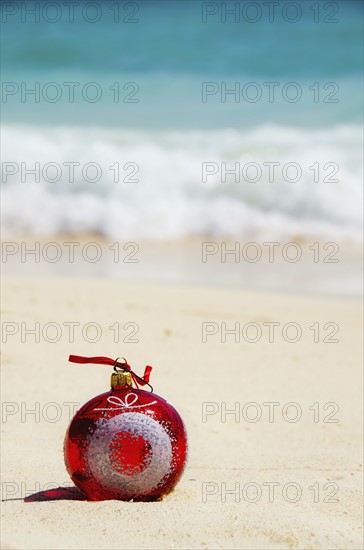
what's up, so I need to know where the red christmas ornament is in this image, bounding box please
[64,355,188,501]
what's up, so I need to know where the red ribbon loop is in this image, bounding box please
[68,355,152,389]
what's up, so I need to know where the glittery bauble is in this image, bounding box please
[64,385,188,501]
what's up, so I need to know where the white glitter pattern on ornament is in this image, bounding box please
[87,412,173,498]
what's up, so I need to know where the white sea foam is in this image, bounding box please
[1,124,362,242]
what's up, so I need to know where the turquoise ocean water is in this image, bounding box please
[1,0,363,240]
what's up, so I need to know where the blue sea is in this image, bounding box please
[1,0,363,241]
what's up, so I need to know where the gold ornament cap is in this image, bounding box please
[111,371,132,388]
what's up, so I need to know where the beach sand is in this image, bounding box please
[1,275,363,549]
